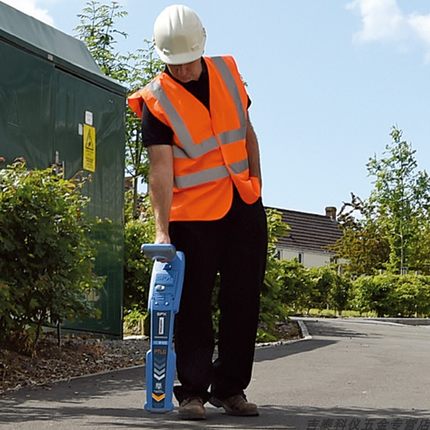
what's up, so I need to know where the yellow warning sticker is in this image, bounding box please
[83,124,96,172]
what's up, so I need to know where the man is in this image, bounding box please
[128,4,268,420]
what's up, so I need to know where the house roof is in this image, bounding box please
[267,207,342,253]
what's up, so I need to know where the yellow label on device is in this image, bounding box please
[152,393,166,402]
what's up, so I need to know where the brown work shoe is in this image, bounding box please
[210,394,259,416]
[178,397,206,420]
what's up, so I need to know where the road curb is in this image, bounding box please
[2,320,313,396]
[256,318,312,348]
[297,318,312,340]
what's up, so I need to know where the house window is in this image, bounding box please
[298,252,304,264]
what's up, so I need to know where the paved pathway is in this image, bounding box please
[1,318,430,429]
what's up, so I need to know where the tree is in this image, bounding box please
[331,193,390,276]
[409,220,430,274]
[367,127,430,273]
[75,0,163,218]
[333,127,430,276]
[125,44,163,217]
[75,1,165,317]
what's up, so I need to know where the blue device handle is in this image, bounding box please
[142,243,176,262]
[142,243,185,413]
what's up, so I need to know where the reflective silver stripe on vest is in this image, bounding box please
[230,158,249,174]
[219,127,246,145]
[147,80,196,155]
[175,165,229,189]
[172,145,188,158]
[173,136,218,159]
[147,57,247,159]
[175,158,249,189]
[211,56,247,129]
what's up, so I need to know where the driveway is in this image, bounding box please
[1,318,429,429]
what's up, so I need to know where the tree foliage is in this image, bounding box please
[367,127,430,273]
[75,0,165,322]
[75,0,163,218]
[257,209,290,340]
[279,259,314,313]
[123,192,154,312]
[331,194,390,276]
[333,127,430,276]
[75,1,128,79]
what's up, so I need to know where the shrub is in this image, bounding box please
[124,218,153,312]
[123,192,155,313]
[307,308,337,318]
[259,209,289,338]
[351,275,394,316]
[351,274,430,317]
[280,259,315,313]
[0,160,103,353]
[123,307,148,336]
[280,264,351,314]
[327,271,352,313]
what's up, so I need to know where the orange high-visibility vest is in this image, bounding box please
[128,55,261,221]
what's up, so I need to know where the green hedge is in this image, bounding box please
[279,262,430,318]
[0,161,103,353]
[281,263,352,314]
[351,274,430,317]
[123,192,154,314]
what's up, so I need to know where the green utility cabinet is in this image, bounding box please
[0,2,126,336]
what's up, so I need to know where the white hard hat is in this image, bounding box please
[153,4,206,65]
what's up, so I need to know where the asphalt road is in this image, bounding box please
[1,318,430,429]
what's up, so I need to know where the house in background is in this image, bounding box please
[269,206,342,268]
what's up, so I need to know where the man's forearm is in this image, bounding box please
[148,145,174,243]
[149,174,172,243]
[246,118,262,187]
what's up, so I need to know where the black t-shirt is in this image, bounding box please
[141,58,250,147]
